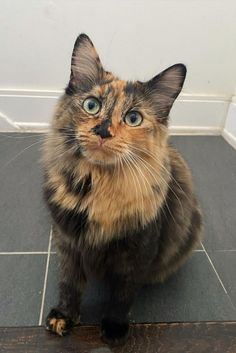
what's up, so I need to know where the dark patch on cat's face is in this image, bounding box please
[91,119,112,139]
[124,81,143,97]
[104,88,118,121]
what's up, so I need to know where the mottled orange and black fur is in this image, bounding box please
[42,34,202,345]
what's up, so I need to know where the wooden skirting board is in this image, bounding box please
[1,322,236,353]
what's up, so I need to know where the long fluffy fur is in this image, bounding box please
[42,33,202,343]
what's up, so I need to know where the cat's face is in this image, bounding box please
[55,34,186,166]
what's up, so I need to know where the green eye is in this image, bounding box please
[124,111,143,127]
[83,97,101,115]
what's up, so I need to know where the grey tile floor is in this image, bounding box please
[0,133,236,326]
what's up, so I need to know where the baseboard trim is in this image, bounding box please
[0,90,231,138]
[222,129,236,150]
[169,126,222,135]
[15,122,50,132]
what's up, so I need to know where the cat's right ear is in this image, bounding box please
[66,34,104,94]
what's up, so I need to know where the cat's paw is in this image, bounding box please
[101,317,129,346]
[45,308,74,336]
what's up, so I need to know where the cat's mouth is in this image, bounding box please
[88,137,109,149]
[81,138,121,165]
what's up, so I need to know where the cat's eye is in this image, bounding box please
[83,97,101,115]
[124,111,143,127]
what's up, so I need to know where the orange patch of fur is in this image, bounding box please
[49,318,66,336]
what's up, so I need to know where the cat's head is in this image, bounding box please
[54,33,186,166]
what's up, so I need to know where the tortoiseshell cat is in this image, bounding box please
[42,33,202,345]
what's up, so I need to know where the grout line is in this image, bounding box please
[38,227,53,326]
[201,246,236,314]
[0,251,56,255]
[201,242,228,294]
[214,250,236,252]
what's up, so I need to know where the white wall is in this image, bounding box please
[223,93,236,149]
[0,0,236,132]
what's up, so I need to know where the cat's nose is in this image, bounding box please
[91,119,112,139]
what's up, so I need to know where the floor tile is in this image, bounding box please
[0,133,51,251]
[0,254,46,326]
[171,136,236,251]
[43,252,236,325]
[131,252,236,322]
[208,251,236,309]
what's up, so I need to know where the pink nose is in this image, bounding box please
[98,137,106,146]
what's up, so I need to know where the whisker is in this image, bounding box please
[127,152,157,217]
[129,148,184,218]
[0,133,47,140]
[0,140,43,172]
[130,144,191,204]
[0,132,82,171]
[122,154,144,216]
[111,155,118,181]
[132,155,175,224]
[127,150,177,224]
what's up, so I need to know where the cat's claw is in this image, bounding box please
[45,308,74,336]
[101,317,129,346]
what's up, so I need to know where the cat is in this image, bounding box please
[42,33,203,346]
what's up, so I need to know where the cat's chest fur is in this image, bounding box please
[80,160,168,232]
[47,157,169,243]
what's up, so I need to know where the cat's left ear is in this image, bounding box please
[144,64,187,119]
[66,33,105,94]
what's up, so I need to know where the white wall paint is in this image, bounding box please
[0,0,236,131]
[1,0,236,93]
[223,95,236,149]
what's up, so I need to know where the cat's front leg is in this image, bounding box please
[46,252,86,336]
[101,278,138,346]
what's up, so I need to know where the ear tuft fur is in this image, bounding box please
[66,33,104,94]
[145,63,187,118]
